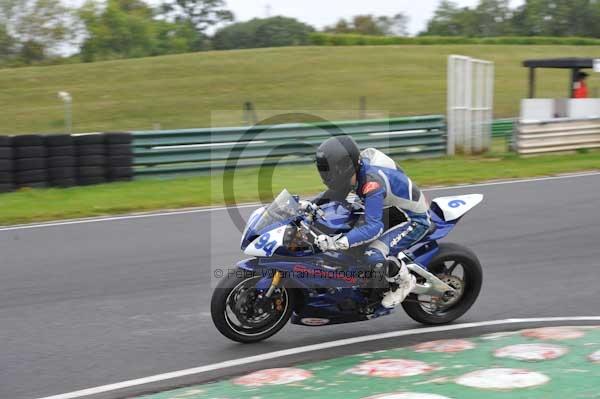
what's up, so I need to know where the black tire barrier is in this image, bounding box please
[76,144,105,156]
[74,134,105,145]
[107,166,133,181]
[75,134,107,186]
[78,176,107,186]
[48,167,76,180]
[45,134,73,147]
[15,169,47,184]
[0,146,13,159]
[0,159,12,172]
[77,166,105,178]
[0,171,13,183]
[0,136,11,146]
[20,181,48,189]
[14,145,47,159]
[12,134,44,146]
[78,155,106,167]
[15,157,46,170]
[0,132,133,193]
[51,178,77,188]
[47,145,76,157]
[47,156,76,168]
[46,136,77,189]
[13,138,48,188]
[105,133,132,145]
[0,139,13,187]
[106,138,133,183]
[0,183,15,192]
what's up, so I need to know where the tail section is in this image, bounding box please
[431,194,484,222]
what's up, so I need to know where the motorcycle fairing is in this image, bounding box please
[244,225,287,257]
[237,256,379,326]
[432,194,484,222]
[235,192,484,327]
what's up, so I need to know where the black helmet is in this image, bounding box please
[315,135,360,193]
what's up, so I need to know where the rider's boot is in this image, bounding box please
[381,256,416,309]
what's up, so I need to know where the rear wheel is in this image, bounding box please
[402,243,482,325]
[211,269,294,343]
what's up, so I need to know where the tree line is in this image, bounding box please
[2,0,600,66]
[423,0,600,37]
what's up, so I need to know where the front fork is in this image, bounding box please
[264,271,282,298]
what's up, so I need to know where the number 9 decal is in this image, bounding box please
[448,199,467,208]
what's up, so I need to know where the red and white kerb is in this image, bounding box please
[232,368,313,387]
[413,339,475,353]
[456,368,550,389]
[346,359,436,378]
[494,343,568,361]
[521,327,585,340]
[361,393,452,399]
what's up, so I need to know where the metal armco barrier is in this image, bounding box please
[492,118,515,138]
[132,116,446,177]
[516,118,600,154]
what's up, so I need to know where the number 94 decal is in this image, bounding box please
[254,233,278,256]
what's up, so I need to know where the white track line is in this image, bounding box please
[39,316,600,399]
[2,171,599,232]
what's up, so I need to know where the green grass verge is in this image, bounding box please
[310,33,600,46]
[3,45,600,135]
[0,150,598,226]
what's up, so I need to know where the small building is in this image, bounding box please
[517,57,600,154]
[522,57,599,121]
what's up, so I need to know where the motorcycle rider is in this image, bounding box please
[310,135,431,309]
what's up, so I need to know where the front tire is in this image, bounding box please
[402,243,482,325]
[211,269,294,343]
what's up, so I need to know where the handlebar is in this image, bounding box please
[302,201,326,219]
[298,202,328,236]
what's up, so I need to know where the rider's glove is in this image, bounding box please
[315,234,350,252]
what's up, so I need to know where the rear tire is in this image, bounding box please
[402,243,482,325]
[211,269,294,343]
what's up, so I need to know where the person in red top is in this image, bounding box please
[573,71,589,99]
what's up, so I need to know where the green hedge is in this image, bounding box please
[309,33,600,46]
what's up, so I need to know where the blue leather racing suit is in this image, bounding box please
[344,151,431,268]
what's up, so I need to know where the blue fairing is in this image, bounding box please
[314,202,358,233]
[241,200,459,271]
[422,205,459,242]
[234,189,481,327]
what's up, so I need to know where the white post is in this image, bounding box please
[57,91,72,134]
[447,57,455,155]
[464,58,473,154]
[447,55,494,155]
[485,63,495,151]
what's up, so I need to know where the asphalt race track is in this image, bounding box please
[1,173,599,399]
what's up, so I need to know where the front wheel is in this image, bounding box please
[402,243,482,325]
[211,269,295,343]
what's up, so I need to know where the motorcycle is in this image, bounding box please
[211,189,483,343]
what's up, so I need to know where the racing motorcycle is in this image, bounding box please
[211,189,483,343]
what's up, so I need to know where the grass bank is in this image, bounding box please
[0,150,598,226]
[3,45,600,135]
